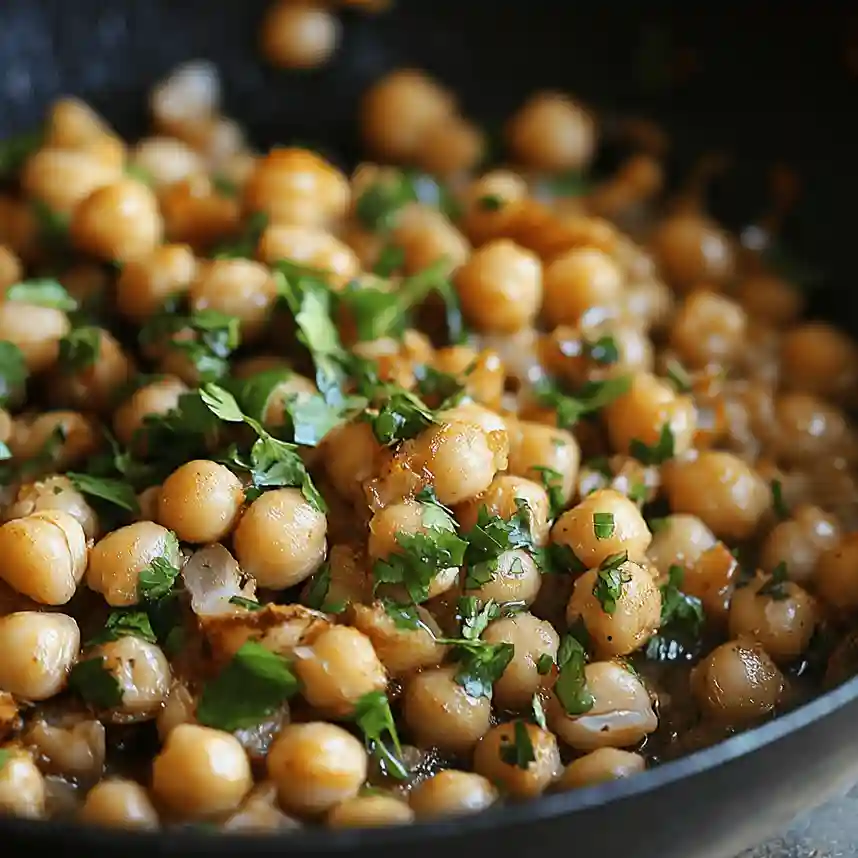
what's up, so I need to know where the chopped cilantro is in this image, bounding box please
[229,596,263,611]
[368,388,436,445]
[413,364,465,409]
[462,500,535,589]
[536,653,554,675]
[458,597,500,640]
[353,691,409,780]
[593,511,615,540]
[531,694,548,730]
[68,657,123,709]
[88,610,156,646]
[630,423,675,466]
[449,639,514,699]
[771,479,789,520]
[137,532,181,601]
[534,375,631,429]
[758,562,790,601]
[499,720,536,769]
[211,211,268,259]
[554,634,594,716]
[355,173,418,233]
[531,466,566,519]
[532,542,587,576]
[58,326,101,373]
[6,278,77,311]
[0,341,28,406]
[584,335,619,366]
[381,599,423,630]
[67,472,139,514]
[592,551,631,614]
[660,565,705,633]
[374,243,406,277]
[303,564,346,614]
[477,194,503,211]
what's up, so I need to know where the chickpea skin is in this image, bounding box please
[507,420,580,511]
[542,247,625,328]
[409,770,498,819]
[0,510,87,605]
[760,504,840,586]
[814,534,858,612]
[0,612,79,700]
[0,751,46,819]
[414,117,484,177]
[152,724,252,820]
[455,239,542,333]
[557,748,645,791]
[691,640,784,723]
[261,2,341,70]
[113,375,189,449]
[670,290,748,369]
[646,514,717,576]
[4,475,99,541]
[267,722,367,817]
[327,795,414,828]
[474,722,562,798]
[79,778,159,829]
[322,419,384,506]
[115,244,197,324]
[131,136,204,188]
[464,549,542,607]
[403,666,492,754]
[157,460,245,544]
[233,488,327,589]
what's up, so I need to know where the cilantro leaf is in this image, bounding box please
[758,562,790,601]
[592,551,631,614]
[352,691,409,780]
[67,472,139,513]
[477,194,503,211]
[355,173,418,233]
[531,466,566,519]
[211,211,268,259]
[593,512,615,540]
[374,243,405,276]
[665,358,692,393]
[531,542,587,576]
[462,500,536,588]
[68,658,123,709]
[555,634,594,716]
[771,479,789,520]
[458,597,500,640]
[630,424,675,466]
[450,640,514,699]
[380,599,423,630]
[6,278,77,311]
[531,693,548,730]
[0,341,28,406]
[536,654,554,675]
[534,375,631,429]
[58,326,101,373]
[137,532,181,601]
[197,641,300,731]
[303,564,346,614]
[413,364,465,408]
[229,596,263,611]
[660,565,705,632]
[87,610,157,646]
[499,720,536,769]
[0,130,42,178]
[584,335,619,366]
[368,388,436,445]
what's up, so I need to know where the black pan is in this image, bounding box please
[2,2,858,856]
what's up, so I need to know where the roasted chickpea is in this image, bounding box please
[4,475,99,540]
[261,2,341,69]
[8,410,98,472]
[86,521,180,607]
[392,205,470,276]
[464,549,542,607]
[736,274,803,328]
[224,782,299,833]
[780,322,858,402]
[461,170,529,246]
[322,419,384,506]
[71,179,163,262]
[506,92,595,172]
[433,346,506,410]
[542,247,624,328]
[815,534,858,611]
[0,245,22,291]
[649,214,734,293]
[157,460,244,544]
[45,97,117,151]
[455,239,542,333]
[0,510,87,604]
[113,375,189,449]
[548,660,657,750]
[233,488,327,589]
[327,795,414,828]
[409,770,498,819]
[760,505,840,586]
[682,542,739,622]
[21,147,119,215]
[646,514,717,576]
[691,640,784,723]
[131,136,204,188]
[152,724,252,820]
[556,748,645,791]
[670,290,747,369]
[0,751,46,819]
[80,778,159,830]
[474,722,562,798]
[115,244,197,323]
[0,301,69,373]
[257,224,359,287]
[160,175,240,248]
[768,393,852,466]
[0,612,79,700]
[414,116,484,177]
[439,402,508,442]
[403,666,492,754]
[663,452,769,542]
[267,722,367,816]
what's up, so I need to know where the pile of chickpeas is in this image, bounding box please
[0,53,857,836]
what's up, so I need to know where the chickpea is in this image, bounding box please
[761,505,840,586]
[456,475,551,546]
[0,510,87,604]
[233,488,327,589]
[160,176,240,248]
[548,660,657,750]
[361,69,456,162]
[542,248,624,328]
[461,170,529,246]
[157,460,244,544]
[261,2,341,69]
[150,61,219,131]
[80,778,159,829]
[670,290,747,369]
[433,346,506,410]
[414,116,484,177]
[152,724,252,820]
[551,489,651,568]
[4,475,99,541]
[482,613,559,710]
[0,612,79,700]
[0,245,22,291]
[506,92,595,172]
[392,205,470,276]
[455,239,542,333]
[224,782,299,832]
[473,722,562,798]
[322,419,384,506]
[557,748,645,791]
[327,795,414,828]
[728,574,818,663]
[115,244,197,323]
[0,750,46,819]
[71,179,163,262]
[691,640,784,723]
[780,322,858,402]
[649,214,735,292]
[409,770,498,819]
[646,514,717,576]
[815,534,858,611]
[403,666,492,754]
[0,301,69,373]
[113,376,189,449]
[602,372,697,460]
[0,197,40,262]
[736,274,803,328]
[9,411,98,473]
[681,542,739,622]
[257,224,358,287]
[663,452,769,542]
[25,716,105,784]
[157,681,197,742]
[267,722,367,816]
[86,521,180,607]
[245,148,349,228]
[351,602,447,676]
[439,402,508,442]
[21,147,119,215]
[464,549,542,607]
[622,276,673,332]
[45,97,117,150]
[769,393,851,466]
[131,136,205,188]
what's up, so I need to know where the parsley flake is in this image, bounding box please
[458,597,500,640]
[368,388,436,445]
[67,472,139,513]
[88,610,157,646]
[303,564,346,614]
[534,376,631,429]
[584,335,619,366]
[531,466,566,519]
[499,721,536,769]
[137,532,181,601]
[630,423,675,466]
[353,691,409,780]
[478,194,503,211]
[758,562,790,601]
[68,658,123,709]
[6,278,77,311]
[536,653,554,675]
[229,596,264,611]
[555,634,594,716]
[593,511,615,540]
[592,551,631,614]
[771,479,789,520]
[531,694,548,730]
[450,640,514,699]
[58,326,101,373]
[462,500,536,589]
[0,341,28,407]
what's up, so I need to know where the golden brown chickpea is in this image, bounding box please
[403,666,492,754]
[567,559,661,658]
[548,660,657,750]
[361,69,456,162]
[473,722,562,798]
[669,290,748,369]
[24,716,105,785]
[409,770,498,819]
[327,795,414,828]
[4,475,99,541]
[392,205,470,276]
[45,97,116,149]
[0,196,39,262]
[79,778,159,830]
[0,612,79,700]
[0,301,70,373]
[646,514,717,576]
[464,548,542,607]
[768,393,852,466]
[131,136,205,188]
[0,750,46,819]
[321,419,384,506]
[233,488,327,589]
[157,460,244,544]
[760,504,840,586]
[438,402,508,443]
[506,92,596,172]
[152,724,252,820]
[461,170,529,246]
[21,148,118,215]
[736,273,803,328]
[159,175,240,249]
[542,247,624,328]
[257,224,359,287]
[682,542,739,623]
[780,322,858,402]
[0,245,22,291]
[414,116,484,177]
[267,721,367,816]
[0,510,87,604]
[9,410,98,473]
[113,375,189,449]
[551,489,652,568]
[86,521,180,607]
[115,244,197,323]
[432,346,506,411]
[455,239,542,333]
[224,782,299,833]
[150,61,219,132]
[814,534,858,611]
[245,148,349,228]
[261,2,341,69]
[691,639,784,723]
[663,452,769,542]
[457,473,550,539]
[71,179,163,262]
[557,748,645,791]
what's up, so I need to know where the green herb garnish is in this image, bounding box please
[6,278,77,311]
[68,658,123,709]
[88,610,157,646]
[499,720,536,769]
[67,472,139,514]
[592,551,631,614]
[554,634,594,715]
[353,691,409,780]
[534,375,631,429]
[758,562,790,601]
[593,511,615,540]
[630,423,675,466]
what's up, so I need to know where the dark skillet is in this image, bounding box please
[2,2,858,856]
